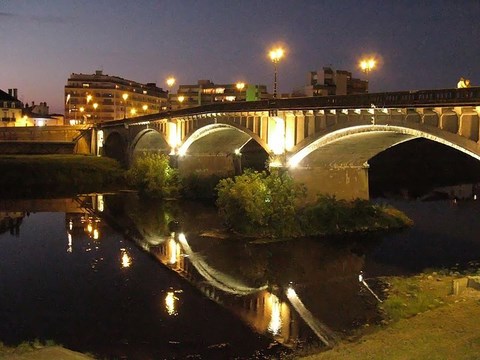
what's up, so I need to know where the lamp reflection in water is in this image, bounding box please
[165,291,179,316]
[67,233,73,253]
[267,293,282,336]
[121,248,132,268]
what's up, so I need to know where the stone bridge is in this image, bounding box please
[99,87,480,200]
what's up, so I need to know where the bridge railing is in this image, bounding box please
[99,87,480,128]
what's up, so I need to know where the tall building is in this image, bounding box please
[171,80,269,109]
[0,88,23,127]
[64,70,168,124]
[293,67,368,97]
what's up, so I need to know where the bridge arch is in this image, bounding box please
[289,124,480,168]
[103,131,128,166]
[130,128,170,162]
[178,123,269,156]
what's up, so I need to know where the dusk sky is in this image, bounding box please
[1,0,479,114]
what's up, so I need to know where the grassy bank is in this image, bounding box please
[0,155,125,198]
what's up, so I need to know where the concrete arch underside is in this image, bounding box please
[104,131,128,165]
[177,124,268,178]
[131,129,170,160]
[288,124,480,200]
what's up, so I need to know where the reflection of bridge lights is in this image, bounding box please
[268,294,282,336]
[168,238,178,265]
[178,232,187,243]
[67,233,72,253]
[97,195,104,212]
[121,249,132,268]
[68,219,73,231]
[286,286,296,297]
[87,223,93,233]
[93,229,99,240]
[165,291,179,316]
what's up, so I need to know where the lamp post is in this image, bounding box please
[269,48,284,99]
[122,93,129,119]
[142,104,148,115]
[166,77,176,109]
[359,58,376,92]
[236,82,245,101]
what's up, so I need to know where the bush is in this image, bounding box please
[126,153,180,199]
[181,172,223,201]
[215,169,305,237]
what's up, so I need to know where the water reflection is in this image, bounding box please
[103,193,379,348]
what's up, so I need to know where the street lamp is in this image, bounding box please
[359,58,376,76]
[130,108,137,117]
[122,93,129,118]
[236,82,245,101]
[142,104,148,114]
[269,47,284,99]
[166,77,176,109]
[79,106,85,124]
[177,95,185,109]
[93,102,98,123]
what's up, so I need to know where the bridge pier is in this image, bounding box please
[288,164,370,202]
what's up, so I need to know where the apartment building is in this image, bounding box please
[171,80,269,109]
[294,67,368,97]
[64,70,168,124]
[0,89,23,127]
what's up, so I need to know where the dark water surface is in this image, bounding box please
[0,194,479,359]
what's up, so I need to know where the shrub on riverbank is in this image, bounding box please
[0,155,124,197]
[126,153,180,198]
[216,169,306,237]
[216,170,412,237]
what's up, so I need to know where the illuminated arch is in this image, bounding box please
[178,123,268,156]
[129,128,170,161]
[288,125,480,168]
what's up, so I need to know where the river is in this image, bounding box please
[0,193,479,359]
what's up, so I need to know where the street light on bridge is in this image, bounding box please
[269,47,284,99]
[359,58,376,75]
[236,82,245,101]
[166,77,176,109]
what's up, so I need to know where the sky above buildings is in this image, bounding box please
[1,0,479,114]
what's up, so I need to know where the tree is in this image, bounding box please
[126,153,180,199]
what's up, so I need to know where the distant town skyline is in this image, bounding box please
[1,0,479,114]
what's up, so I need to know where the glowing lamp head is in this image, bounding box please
[166,77,176,87]
[142,104,148,111]
[93,103,98,110]
[122,93,129,101]
[236,82,245,91]
[269,48,284,63]
[177,96,185,103]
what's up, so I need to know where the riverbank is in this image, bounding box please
[300,273,480,360]
[0,155,125,198]
[0,343,94,360]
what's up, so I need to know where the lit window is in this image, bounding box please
[83,83,90,88]
[215,88,225,94]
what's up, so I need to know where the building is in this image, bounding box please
[22,101,64,126]
[171,80,269,109]
[0,89,23,127]
[64,70,168,124]
[293,67,368,97]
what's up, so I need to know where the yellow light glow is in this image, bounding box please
[97,194,104,212]
[122,93,129,101]
[166,77,176,87]
[93,229,99,240]
[165,291,178,316]
[121,250,131,268]
[287,287,296,297]
[234,148,241,155]
[79,107,85,113]
[87,223,93,233]
[359,57,376,73]
[178,95,185,103]
[168,122,178,150]
[270,117,285,155]
[168,238,178,264]
[269,47,284,63]
[86,94,92,103]
[130,108,137,115]
[93,102,98,110]
[142,104,148,111]
[268,294,282,336]
[269,159,283,168]
[236,82,245,91]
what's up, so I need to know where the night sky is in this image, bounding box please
[1,0,479,114]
